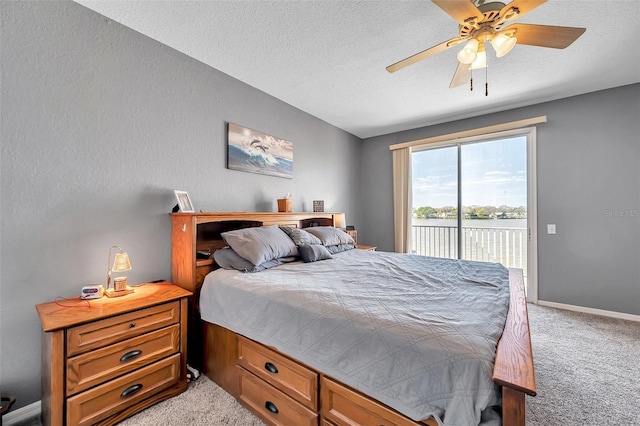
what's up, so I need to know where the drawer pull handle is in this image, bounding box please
[264,362,278,374]
[120,384,143,398]
[120,350,142,362]
[129,323,136,328]
[265,400,279,414]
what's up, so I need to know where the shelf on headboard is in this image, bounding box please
[196,259,214,267]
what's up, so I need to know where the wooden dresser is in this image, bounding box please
[36,283,191,426]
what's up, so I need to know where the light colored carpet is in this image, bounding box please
[525,304,640,425]
[118,375,264,426]
[12,304,640,425]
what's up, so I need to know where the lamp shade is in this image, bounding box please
[470,48,487,70]
[457,39,479,64]
[491,33,517,57]
[333,213,346,229]
[112,252,132,272]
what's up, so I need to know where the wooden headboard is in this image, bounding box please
[170,212,337,296]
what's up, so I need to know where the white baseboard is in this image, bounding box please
[2,400,40,425]
[537,300,640,322]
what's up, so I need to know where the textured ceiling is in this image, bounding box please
[76,0,640,139]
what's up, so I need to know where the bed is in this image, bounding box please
[170,212,536,426]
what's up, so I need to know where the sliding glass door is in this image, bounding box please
[460,137,528,272]
[412,133,532,290]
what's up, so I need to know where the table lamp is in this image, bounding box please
[106,245,133,297]
[333,213,346,229]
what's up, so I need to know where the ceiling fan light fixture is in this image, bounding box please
[470,48,487,70]
[457,38,479,64]
[490,33,517,57]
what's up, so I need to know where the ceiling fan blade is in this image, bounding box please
[505,23,586,49]
[432,0,482,25]
[500,0,547,22]
[386,37,464,73]
[450,62,471,88]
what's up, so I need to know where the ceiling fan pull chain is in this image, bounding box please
[485,54,489,96]
[470,69,473,91]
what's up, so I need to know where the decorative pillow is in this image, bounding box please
[213,247,270,272]
[298,244,333,263]
[326,243,356,254]
[221,225,298,266]
[304,226,355,246]
[213,248,295,273]
[280,226,322,246]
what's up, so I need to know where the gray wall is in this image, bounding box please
[360,84,640,315]
[0,1,362,409]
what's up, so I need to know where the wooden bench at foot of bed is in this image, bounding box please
[199,269,535,426]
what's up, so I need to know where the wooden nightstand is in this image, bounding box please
[36,283,192,426]
[356,245,377,251]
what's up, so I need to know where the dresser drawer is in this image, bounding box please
[321,377,422,426]
[67,353,180,426]
[237,336,318,410]
[67,301,180,356]
[67,324,180,396]
[238,367,317,426]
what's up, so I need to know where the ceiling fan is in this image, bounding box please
[386,0,586,93]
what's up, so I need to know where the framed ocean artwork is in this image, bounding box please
[227,123,293,179]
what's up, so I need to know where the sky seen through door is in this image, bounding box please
[412,137,527,210]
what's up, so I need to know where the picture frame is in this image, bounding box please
[227,122,293,179]
[313,200,324,212]
[174,190,194,213]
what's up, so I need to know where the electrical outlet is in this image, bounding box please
[547,224,556,235]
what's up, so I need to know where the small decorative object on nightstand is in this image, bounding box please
[344,229,358,245]
[36,283,191,425]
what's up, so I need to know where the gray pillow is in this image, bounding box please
[326,243,356,254]
[304,226,355,246]
[298,244,333,263]
[280,226,322,246]
[221,225,298,266]
[213,247,295,273]
[213,247,270,272]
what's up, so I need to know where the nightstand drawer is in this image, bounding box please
[67,324,180,395]
[238,367,317,426]
[67,354,180,426]
[67,301,180,356]
[238,335,318,410]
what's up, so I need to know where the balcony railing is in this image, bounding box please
[410,224,528,276]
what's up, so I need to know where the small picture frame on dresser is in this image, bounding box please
[313,200,324,212]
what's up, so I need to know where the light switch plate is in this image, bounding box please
[547,224,556,235]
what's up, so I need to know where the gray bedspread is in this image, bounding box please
[200,249,510,426]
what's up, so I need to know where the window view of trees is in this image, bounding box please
[413,205,526,219]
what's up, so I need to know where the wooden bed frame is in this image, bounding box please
[170,212,536,426]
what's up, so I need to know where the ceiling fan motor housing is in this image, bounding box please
[459,2,512,40]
